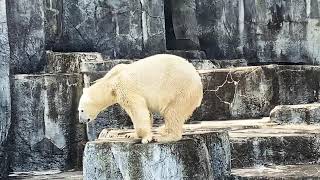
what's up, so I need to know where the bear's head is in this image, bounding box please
[78,83,116,123]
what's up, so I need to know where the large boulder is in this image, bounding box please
[0,0,11,178]
[83,128,230,179]
[7,0,46,74]
[10,74,86,171]
[194,65,320,120]
[270,103,320,124]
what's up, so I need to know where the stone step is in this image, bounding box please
[10,74,86,172]
[230,123,320,168]
[231,164,320,180]
[83,128,231,180]
[178,119,320,169]
[270,103,320,124]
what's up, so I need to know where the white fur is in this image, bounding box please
[78,54,203,143]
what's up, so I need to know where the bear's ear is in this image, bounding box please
[111,89,116,97]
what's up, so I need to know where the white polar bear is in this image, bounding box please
[78,54,203,143]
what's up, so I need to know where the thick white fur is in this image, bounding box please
[78,54,203,143]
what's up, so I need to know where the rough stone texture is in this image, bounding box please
[194,65,320,120]
[10,74,86,171]
[45,0,165,59]
[195,0,241,59]
[81,60,134,73]
[141,0,166,56]
[83,129,230,180]
[231,164,320,180]
[169,0,200,50]
[230,125,320,168]
[7,0,46,74]
[270,103,320,124]
[241,0,320,65]
[9,170,83,180]
[45,51,104,73]
[165,50,207,59]
[0,1,11,178]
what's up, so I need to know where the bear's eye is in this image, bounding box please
[81,110,84,112]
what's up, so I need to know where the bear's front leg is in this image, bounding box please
[121,95,153,144]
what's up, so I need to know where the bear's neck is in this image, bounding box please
[89,81,115,109]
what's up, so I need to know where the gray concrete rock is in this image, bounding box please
[45,51,104,73]
[45,0,165,59]
[7,0,46,74]
[195,0,241,59]
[83,129,230,180]
[270,103,320,124]
[194,65,320,120]
[10,74,86,171]
[230,125,320,168]
[231,164,320,180]
[0,1,11,178]
[242,0,320,64]
[165,50,207,59]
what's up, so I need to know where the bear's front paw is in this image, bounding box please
[124,132,138,139]
[141,135,153,144]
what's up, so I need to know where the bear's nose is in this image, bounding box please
[87,118,90,122]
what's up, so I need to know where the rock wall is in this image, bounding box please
[6,0,46,74]
[0,0,11,178]
[10,74,86,171]
[44,0,166,59]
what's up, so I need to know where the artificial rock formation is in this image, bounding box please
[45,0,166,58]
[0,0,11,178]
[83,128,230,179]
[194,65,320,120]
[270,103,320,124]
[10,74,86,171]
[6,0,46,74]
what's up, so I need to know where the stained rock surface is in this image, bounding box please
[0,0,11,178]
[83,128,230,180]
[10,74,86,171]
[270,103,320,124]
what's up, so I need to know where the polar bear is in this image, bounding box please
[78,54,203,143]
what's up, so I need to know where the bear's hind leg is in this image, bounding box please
[156,94,200,143]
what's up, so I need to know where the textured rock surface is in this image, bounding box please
[231,164,320,180]
[84,129,230,180]
[0,1,11,178]
[45,51,104,73]
[9,170,83,180]
[270,103,320,124]
[230,125,320,168]
[7,0,46,74]
[195,65,320,120]
[195,0,240,59]
[45,0,165,59]
[10,74,86,171]
[165,0,320,64]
